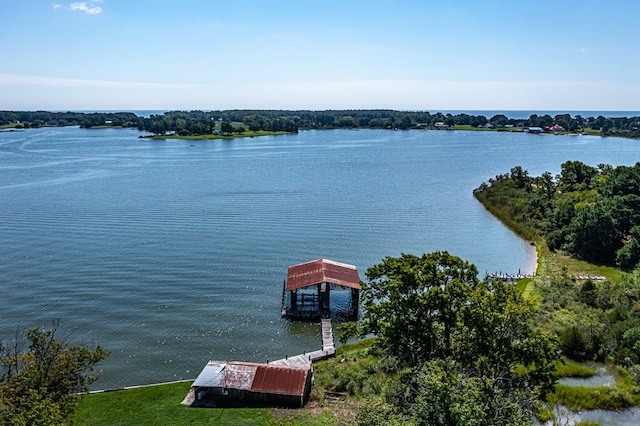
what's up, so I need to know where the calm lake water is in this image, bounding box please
[1,127,639,389]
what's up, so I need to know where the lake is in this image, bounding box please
[1,127,639,389]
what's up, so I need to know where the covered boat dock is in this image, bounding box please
[281,258,361,321]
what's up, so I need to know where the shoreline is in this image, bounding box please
[139,130,292,140]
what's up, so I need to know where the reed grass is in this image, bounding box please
[553,359,597,378]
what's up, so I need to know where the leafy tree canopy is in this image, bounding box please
[352,252,559,425]
[0,322,109,426]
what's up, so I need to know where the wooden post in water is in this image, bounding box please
[281,279,287,316]
[319,282,330,318]
[350,288,360,320]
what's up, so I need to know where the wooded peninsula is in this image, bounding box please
[2,109,640,139]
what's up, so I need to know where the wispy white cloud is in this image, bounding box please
[52,3,62,10]
[0,73,190,90]
[70,2,102,15]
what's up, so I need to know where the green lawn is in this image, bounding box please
[72,343,372,425]
[74,382,277,426]
[73,381,349,426]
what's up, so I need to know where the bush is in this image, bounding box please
[559,326,588,360]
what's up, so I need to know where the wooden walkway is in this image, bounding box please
[321,319,335,352]
[271,319,335,367]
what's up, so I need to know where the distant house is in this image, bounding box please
[189,361,312,408]
[105,120,113,125]
[434,121,450,129]
[524,127,544,134]
[548,124,566,132]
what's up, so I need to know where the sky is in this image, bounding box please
[1,0,640,111]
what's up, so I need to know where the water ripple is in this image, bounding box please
[2,127,638,388]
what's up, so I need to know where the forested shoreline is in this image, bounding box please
[475,162,640,269]
[474,162,640,403]
[2,109,640,139]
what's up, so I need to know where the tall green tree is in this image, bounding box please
[558,160,598,192]
[356,252,559,425]
[617,225,640,269]
[0,323,109,426]
[510,166,530,189]
[566,201,619,263]
[221,121,234,135]
[360,252,480,365]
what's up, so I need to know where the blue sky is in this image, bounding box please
[1,0,639,111]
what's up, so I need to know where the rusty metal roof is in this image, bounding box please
[223,363,258,391]
[286,258,361,291]
[192,361,310,397]
[251,364,310,396]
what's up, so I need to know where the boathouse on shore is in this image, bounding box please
[282,258,361,320]
[189,361,312,408]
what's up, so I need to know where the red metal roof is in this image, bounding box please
[193,361,310,397]
[251,364,310,396]
[286,258,361,291]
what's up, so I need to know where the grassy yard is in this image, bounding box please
[73,381,342,426]
[72,342,373,425]
[537,244,622,283]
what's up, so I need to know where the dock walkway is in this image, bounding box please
[271,318,335,367]
[321,319,335,352]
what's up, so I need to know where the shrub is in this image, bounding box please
[559,326,587,360]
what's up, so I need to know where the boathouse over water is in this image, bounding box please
[282,258,361,320]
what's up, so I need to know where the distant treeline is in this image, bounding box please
[140,110,640,136]
[2,110,640,138]
[0,111,140,129]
